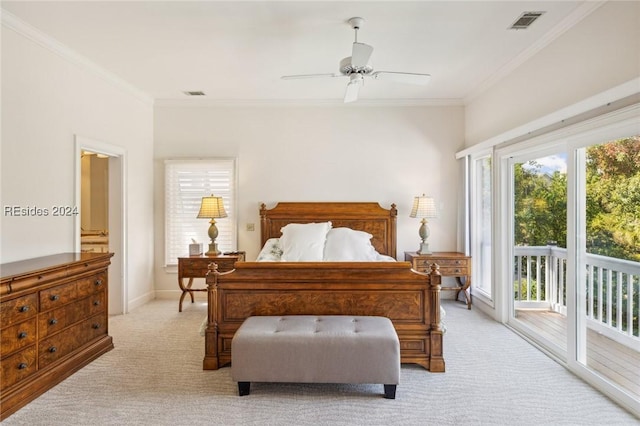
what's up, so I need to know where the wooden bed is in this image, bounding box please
[203,202,444,372]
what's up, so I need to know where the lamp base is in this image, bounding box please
[417,242,432,255]
[205,242,221,256]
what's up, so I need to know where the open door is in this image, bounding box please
[75,136,127,315]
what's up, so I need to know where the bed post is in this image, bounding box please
[203,263,220,370]
[259,203,269,247]
[428,263,445,372]
[389,203,397,259]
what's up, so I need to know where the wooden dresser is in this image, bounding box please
[0,252,114,420]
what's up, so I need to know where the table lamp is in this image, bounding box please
[197,194,228,256]
[409,194,437,255]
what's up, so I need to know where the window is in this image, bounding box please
[165,158,237,266]
[471,153,493,299]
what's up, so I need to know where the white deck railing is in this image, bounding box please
[514,245,639,349]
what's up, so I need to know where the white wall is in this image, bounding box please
[153,104,464,296]
[1,24,155,308]
[465,1,640,147]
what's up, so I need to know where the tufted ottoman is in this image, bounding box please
[231,315,400,398]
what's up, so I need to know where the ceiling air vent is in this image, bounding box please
[509,11,545,30]
[184,91,206,96]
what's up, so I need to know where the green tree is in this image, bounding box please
[586,136,640,262]
[514,161,567,247]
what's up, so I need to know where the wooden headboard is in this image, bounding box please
[259,202,397,258]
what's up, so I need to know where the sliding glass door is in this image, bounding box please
[508,151,569,360]
[493,113,639,414]
[576,137,640,402]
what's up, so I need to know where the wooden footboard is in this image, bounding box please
[204,261,444,372]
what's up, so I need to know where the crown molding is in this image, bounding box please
[154,97,464,108]
[463,1,607,104]
[1,9,154,106]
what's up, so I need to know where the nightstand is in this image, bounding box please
[177,252,245,312]
[405,251,472,309]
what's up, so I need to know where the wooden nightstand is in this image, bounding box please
[177,252,245,312]
[405,251,472,309]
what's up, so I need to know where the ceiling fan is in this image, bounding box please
[281,17,431,103]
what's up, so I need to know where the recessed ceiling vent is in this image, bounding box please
[509,11,545,30]
[184,91,206,96]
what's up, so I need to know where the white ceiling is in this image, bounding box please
[2,1,601,104]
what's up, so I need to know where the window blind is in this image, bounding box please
[165,158,237,266]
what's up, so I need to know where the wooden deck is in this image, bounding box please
[515,309,640,400]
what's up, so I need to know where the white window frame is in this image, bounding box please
[164,158,237,267]
[469,149,494,304]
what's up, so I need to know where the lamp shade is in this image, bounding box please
[409,195,437,219]
[197,195,228,219]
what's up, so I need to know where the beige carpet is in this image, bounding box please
[2,299,637,425]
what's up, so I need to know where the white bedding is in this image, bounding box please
[256,223,396,262]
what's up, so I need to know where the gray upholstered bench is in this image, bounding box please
[231,315,400,399]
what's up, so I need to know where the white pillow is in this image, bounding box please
[279,222,332,261]
[255,238,283,262]
[323,227,379,261]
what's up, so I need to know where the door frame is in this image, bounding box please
[74,135,128,314]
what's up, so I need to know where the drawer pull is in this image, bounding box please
[93,300,101,306]
[18,331,28,339]
[19,305,30,313]
[455,269,461,273]
[92,323,100,329]
[18,363,28,370]
[49,318,58,325]
[50,295,60,301]
[48,346,58,353]
[95,279,103,286]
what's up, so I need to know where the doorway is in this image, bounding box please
[75,136,127,315]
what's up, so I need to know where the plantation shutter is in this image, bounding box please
[165,158,237,266]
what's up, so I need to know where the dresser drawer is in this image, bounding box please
[77,273,106,298]
[433,258,469,267]
[74,292,106,322]
[1,294,37,327]
[1,319,37,355]
[413,259,432,269]
[40,281,77,311]
[439,266,470,276]
[181,264,210,277]
[1,346,37,390]
[82,313,108,343]
[38,306,69,338]
[210,259,236,271]
[39,332,76,367]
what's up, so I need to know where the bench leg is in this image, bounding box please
[238,382,250,396]
[384,384,396,399]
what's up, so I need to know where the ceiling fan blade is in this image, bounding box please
[351,42,373,68]
[281,73,341,80]
[371,71,431,85]
[344,74,363,103]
